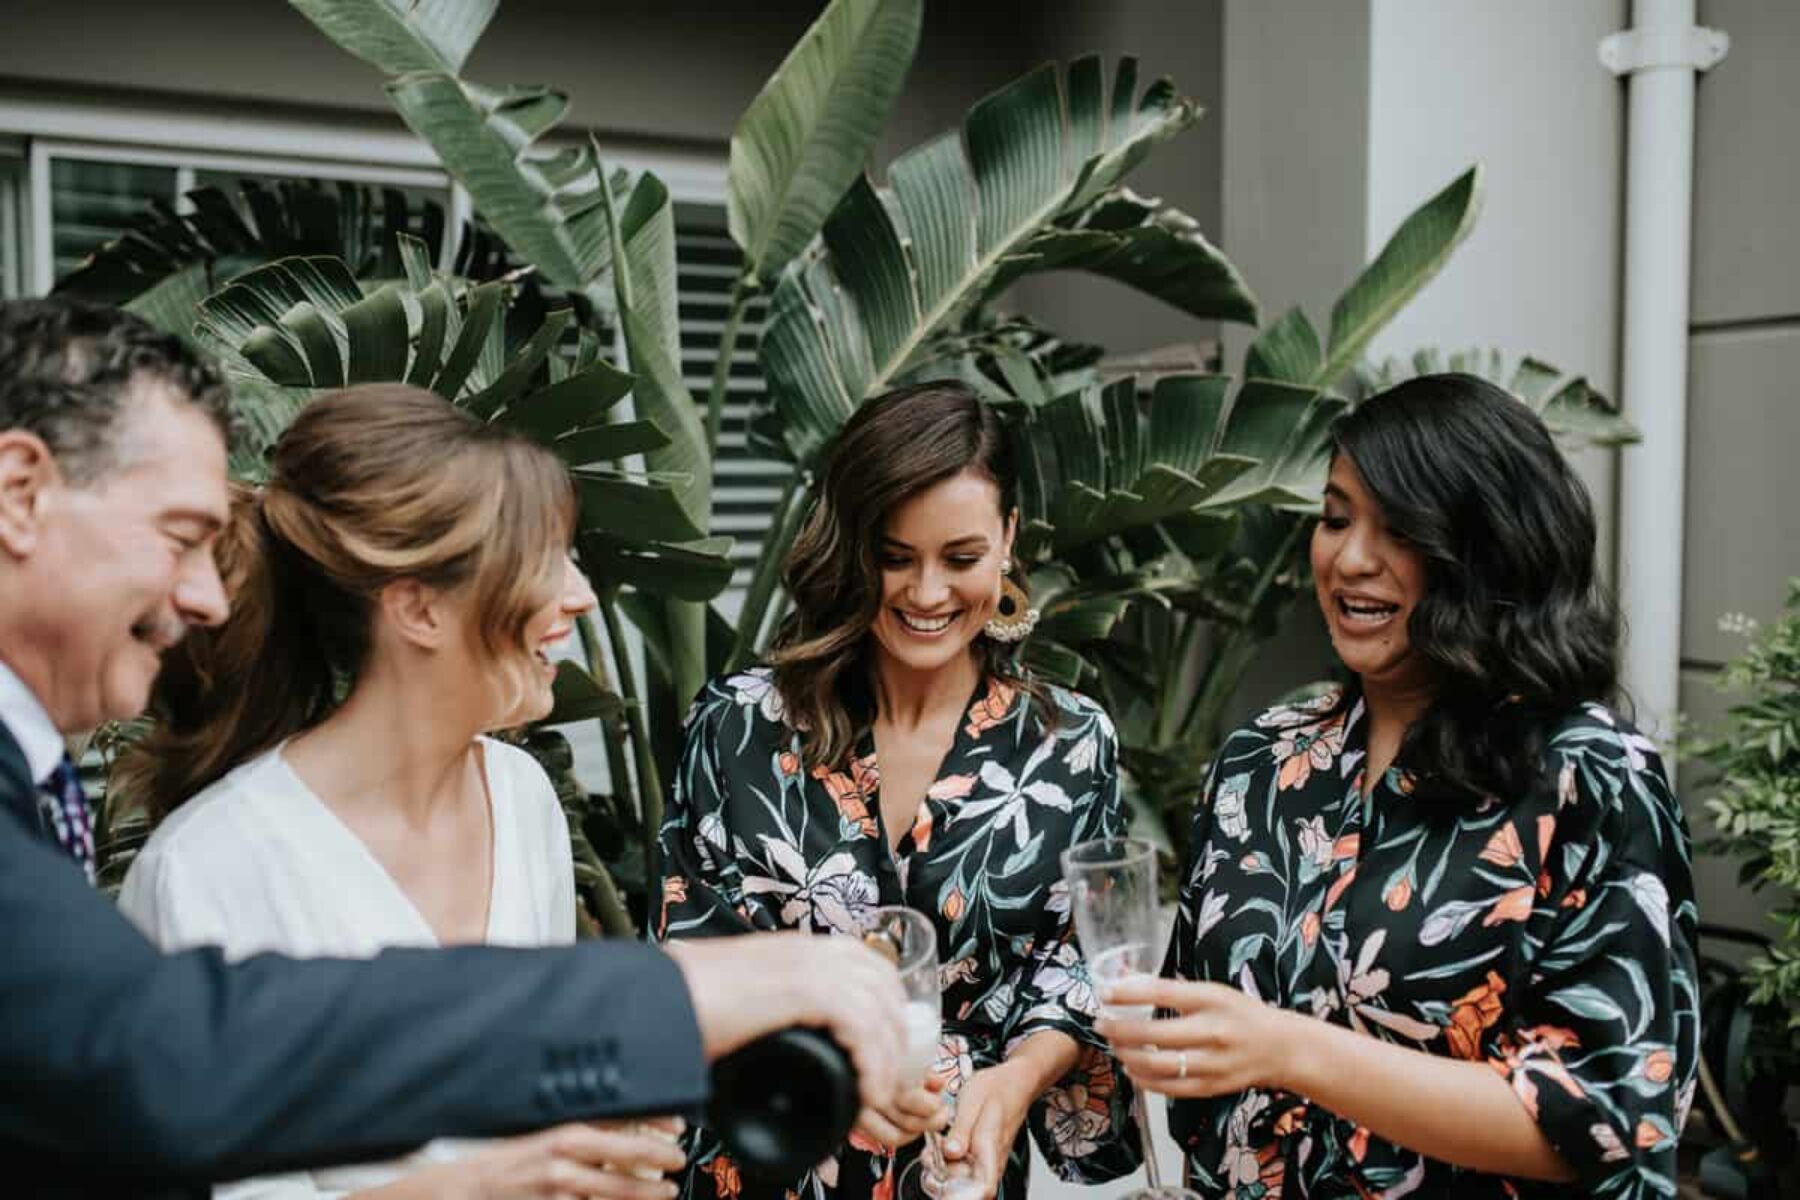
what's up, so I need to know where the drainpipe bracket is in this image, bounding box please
[1599,25,1730,76]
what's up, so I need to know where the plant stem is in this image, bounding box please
[728,469,808,671]
[599,590,666,921]
[704,272,756,458]
[1178,516,1309,746]
[576,612,637,821]
[1154,613,1205,747]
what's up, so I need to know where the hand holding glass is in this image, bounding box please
[856,906,982,1200]
[1061,837,1201,1200]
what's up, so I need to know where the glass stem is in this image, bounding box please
[1134,1087,1162,1191]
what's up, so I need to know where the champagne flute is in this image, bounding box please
[856,906,981,1200]
[1061,837,1200,1200]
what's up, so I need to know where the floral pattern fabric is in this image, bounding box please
[657,667,1142,1200]
[1167,687,1698,1199]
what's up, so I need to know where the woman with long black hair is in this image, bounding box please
[1102,374,1698,1197]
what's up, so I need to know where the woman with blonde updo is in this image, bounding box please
[116,385,687,1200]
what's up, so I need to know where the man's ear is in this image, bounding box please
[0,431,58,559]
[378,577,449,651]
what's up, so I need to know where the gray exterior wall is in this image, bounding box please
[1681,0,1800,940]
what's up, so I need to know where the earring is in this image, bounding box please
[983,560,1039,643]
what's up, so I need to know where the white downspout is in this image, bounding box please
[1599,1,1728,746]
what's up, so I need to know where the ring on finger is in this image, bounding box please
[1176,1051,1189,1080]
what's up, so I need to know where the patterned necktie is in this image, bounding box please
[38,753,96,884]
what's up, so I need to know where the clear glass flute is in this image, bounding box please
[857,906,982,1200]
[1061,836,1201,1200]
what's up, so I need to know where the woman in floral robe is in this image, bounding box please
[1100,375,1698,1198]
[656,383,1139,1200]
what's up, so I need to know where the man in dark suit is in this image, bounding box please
[0,298,906,1193]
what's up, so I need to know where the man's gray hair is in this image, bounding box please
[0,297,235,484]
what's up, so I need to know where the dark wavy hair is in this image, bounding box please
[1327,372,1619,802]
[769,381,1048,769]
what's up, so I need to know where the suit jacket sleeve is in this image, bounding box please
[0,800,709,1183]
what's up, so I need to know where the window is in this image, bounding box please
[0,140,25,299]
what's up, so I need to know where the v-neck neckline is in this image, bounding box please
[273,738,503,947]
[860,672,998,859]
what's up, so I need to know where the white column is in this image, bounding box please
[1603,0,1728,744]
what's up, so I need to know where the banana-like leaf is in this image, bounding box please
[54,181,447,309]
[1023,375,1266,554]
[729,0,923,283]
[1243,307,1322,385]
[545,659,625,724]
[288,0,499,75]
[1312,165,1483,389]
[983,188,1257,324]
[597,160,711,536]
[1204,380,1349,509]
[578,532,736,603]
[761,56,1205,463]
[1350,349,1639,450]
[382,74,621,301]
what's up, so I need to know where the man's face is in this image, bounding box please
[4,378,231,732]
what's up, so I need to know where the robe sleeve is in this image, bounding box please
[1001,711,1143,1183]
[1488,721,1700,1193]
[654,681,762,942]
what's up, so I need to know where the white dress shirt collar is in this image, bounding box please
[0,658,66,784]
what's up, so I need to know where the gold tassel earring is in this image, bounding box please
[983,560,1039,643]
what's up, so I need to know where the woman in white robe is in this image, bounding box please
[116,384,685,1200]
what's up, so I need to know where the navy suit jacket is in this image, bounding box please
[0,721,708,1195]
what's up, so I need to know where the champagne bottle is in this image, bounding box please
[707,1027,859,1179]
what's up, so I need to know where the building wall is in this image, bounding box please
[1680,0,1800,940]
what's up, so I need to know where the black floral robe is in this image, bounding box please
[1166,686,1699,1199]
[656,667,1142,1200]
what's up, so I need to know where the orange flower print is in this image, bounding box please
[1348,1125,1370,1163]
[1482,886,1535,927]
[927,773,977,801]
[1384,875,1413,912]
[1331,833,1361,862]
[943,888,966,922]
[851,751,880,797]
[1324,864,1358,913]
[965,678,1018,738]
[1635,1118,1670,1150]
[1300,911,1321,948]
[1642,1047,1675,1084]
[910,803,934,853]
[778,751,800,776]
[1444,970,1507,1060]
[872,1167,895,1200]
[812,765,877,839]
[1535,815,1557,896]
[1560,887,1587,910]
[707,1155,743,1200]
[1478,823,1524,869]
[659,876,688,937]
[1272,715,1347,791]
[848,1125,886,1154]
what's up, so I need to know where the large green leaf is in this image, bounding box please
[761,56,1207,463]
[382,74,620,302]
[288,0,498,75]
[983,188,1257,324]
[729,0,923,283]
[1349,350,1640,451]
[1312,165,1482,389]
[55,180,447,309]
[1021,376,1271,555]
[598,162,711,535]
[596,157,714,715]
[1204,380,1349,509]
